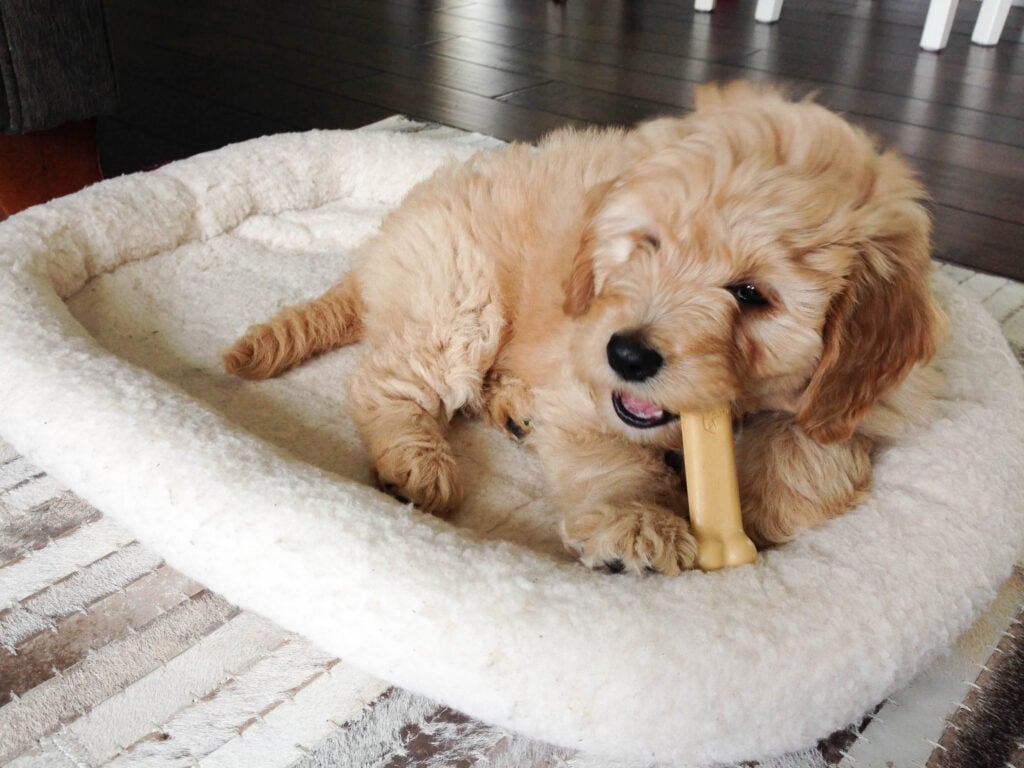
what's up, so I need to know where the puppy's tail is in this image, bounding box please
[223,273,364,380]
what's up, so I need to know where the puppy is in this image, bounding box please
[224,82,944,575]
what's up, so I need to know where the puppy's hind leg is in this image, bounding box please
[224,274,364,380]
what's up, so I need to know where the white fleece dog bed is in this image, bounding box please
[1,127,1023,766]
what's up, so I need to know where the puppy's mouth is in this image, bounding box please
[612,390,678,429]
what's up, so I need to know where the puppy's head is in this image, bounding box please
[565,82,944,445]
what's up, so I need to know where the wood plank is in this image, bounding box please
[337,73,583,142]
[913,158,1024,226]
[109,2,549,99]
[731,45,1024,121]
[520,34,760,86]
[113,74,295,156]
[171,0,456,50]
[155,28,382,90]
[288,0,557,47]
[499,79,678,127]
[729,57,1024,147]
[423,34,704,110]
[118,49,393,134]
[932,205,1024,282]
[853,113,1024,179]
[522,16,1024,110]
[439,0,760,60]
[434,35,1024,151]
[96,0,1024,282]
[97,118,193,177]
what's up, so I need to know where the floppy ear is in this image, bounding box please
[563,181,659,317]
[795,170,944,443]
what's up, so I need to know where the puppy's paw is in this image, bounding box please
[223,324,292,380]
[563,502,698,575]
[481,371,534,440]
[375,440,463,518]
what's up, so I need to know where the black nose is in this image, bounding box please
[607,332,664,381]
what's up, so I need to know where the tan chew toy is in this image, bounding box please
[680,406,758,571]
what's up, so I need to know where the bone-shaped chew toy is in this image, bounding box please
[680,406,758,571]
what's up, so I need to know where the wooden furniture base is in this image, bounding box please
[0,118,103,218]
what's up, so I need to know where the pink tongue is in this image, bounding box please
[620,391,663,419]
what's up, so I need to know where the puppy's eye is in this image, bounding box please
[727,283,770,307]
[640,232,660,251]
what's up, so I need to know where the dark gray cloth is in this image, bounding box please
[0,0,117,133]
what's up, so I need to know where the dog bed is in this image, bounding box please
[0,126,1022,766]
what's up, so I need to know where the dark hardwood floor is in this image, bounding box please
[96,0,1024,280]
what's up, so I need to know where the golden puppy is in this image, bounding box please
[224,82,944,575]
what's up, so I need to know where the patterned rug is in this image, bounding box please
[1,120,1023,768]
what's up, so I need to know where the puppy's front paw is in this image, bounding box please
[563,502,698,575]
[375,440,462,518]
[481,371,535,440]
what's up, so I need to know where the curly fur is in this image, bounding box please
[225,82,945,575]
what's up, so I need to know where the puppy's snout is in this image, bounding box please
[607,332,664,381]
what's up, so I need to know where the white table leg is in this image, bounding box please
[920,0,960,51]
[755,0,784,23]
[972,0,1012,44]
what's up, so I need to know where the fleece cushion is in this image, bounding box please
[0,127,1022,766]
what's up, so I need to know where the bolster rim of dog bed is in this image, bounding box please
[0,128,1022,765]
